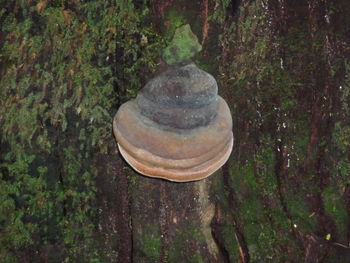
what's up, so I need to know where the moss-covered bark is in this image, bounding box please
[215,0,350,261]
[1,0,350,262]
[0,0,160,262]
[131,175,224,263]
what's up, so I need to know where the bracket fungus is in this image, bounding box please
[113,25,233,182]
[113,63,233,182]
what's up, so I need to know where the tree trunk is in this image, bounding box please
[128,1,230,262]
[1,0,350,262]
[130,174,224,262]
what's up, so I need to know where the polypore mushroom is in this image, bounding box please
[113,24,233,182]
[113,63,233,182]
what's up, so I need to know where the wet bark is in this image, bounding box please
[94,147,132,262]
[2,0,350,262]
[130,174,224,262]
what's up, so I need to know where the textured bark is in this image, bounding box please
[2,0,350,262]
[130,174,224,262]
[94,147,132,262]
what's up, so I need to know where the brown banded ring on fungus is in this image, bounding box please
[113,63,233,182]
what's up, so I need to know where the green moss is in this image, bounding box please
[163,8,187,40]
[195,60,211,72]
[0,0,162,260]
[287,195,317,231]
[221,225,239,261]
[189,253,207,263]
[239,162,258,191]
[136,223,161,260]
[163,24,202,65]
[141,234,161,260]
[168,225,207,262]
[322,186,348,237]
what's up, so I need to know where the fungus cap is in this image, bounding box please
[113,63,233,182]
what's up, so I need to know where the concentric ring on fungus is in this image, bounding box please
[113,63,233,182]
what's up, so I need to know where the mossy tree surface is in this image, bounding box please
[214,0,350,262]
[1,0,350,262]
[0,0,161,262]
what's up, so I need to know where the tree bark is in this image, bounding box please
[2,0,350,262]
[130,173,224,262]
